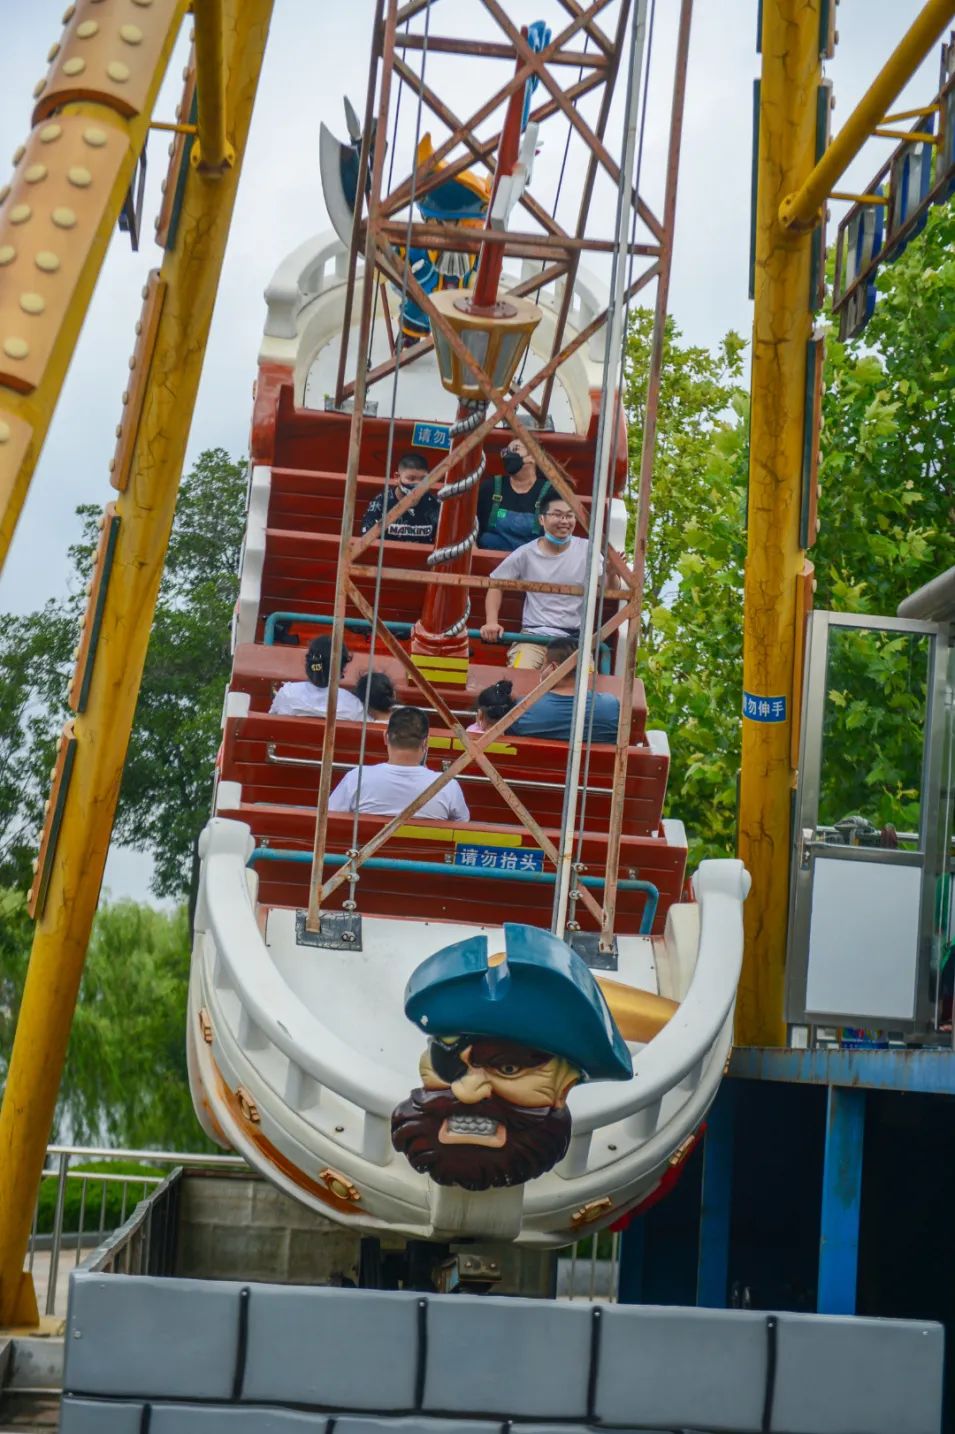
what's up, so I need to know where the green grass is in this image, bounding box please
[36,1161,164,1236]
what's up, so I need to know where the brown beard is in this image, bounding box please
[391,1087,572,1191]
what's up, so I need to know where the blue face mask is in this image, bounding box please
[543,530,572,546]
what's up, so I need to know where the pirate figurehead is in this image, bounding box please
[391,924,632,1192]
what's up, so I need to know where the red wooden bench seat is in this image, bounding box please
[229,646,648,741]
[266,465,593,540]
[255,385,628,498]
[216,805,686,936]
[220,712,668,836]
[258,526,622,663]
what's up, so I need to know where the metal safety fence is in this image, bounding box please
[27,1144,245,1316]
[29,1144,620,1312]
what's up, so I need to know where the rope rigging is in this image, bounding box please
[425,399,487,640]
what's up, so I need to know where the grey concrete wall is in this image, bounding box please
[61,1274,945,1434]
[175,1172,361,1286]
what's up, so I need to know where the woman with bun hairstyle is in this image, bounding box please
[269,635,365,720]
[467,679,516,734]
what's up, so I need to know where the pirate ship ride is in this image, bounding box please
[186,2,750,1251]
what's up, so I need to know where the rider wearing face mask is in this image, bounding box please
[476,439,554,551]
[480,496,601,670]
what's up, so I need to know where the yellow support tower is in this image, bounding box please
[0,0,274,1328]
[738,0,955,1047]
[736,0,822,1049]
[0,0,189,573]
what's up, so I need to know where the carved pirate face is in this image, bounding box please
[391,1036,581,1191]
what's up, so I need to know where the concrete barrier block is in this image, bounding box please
[242,1286,419,1410]
[58,1397,143,1432]
[423,1295,592,1418]
[65,1275,241,1400]
[772,1312,944,1434]
[150,1405,329,1431]
[594,1305,768,1431]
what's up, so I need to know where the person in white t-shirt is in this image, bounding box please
[269,635,365,721]
[479,495,599,669]
[328,706,470,822]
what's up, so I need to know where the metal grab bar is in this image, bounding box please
[262,610,613,674]
[264,743,622,795]
[248,845,659,934]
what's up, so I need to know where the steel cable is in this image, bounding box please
[348,0,432,864]
[572,0,657,885]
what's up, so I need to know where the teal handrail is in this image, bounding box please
[262,611,613,675]
[247,846,658,934]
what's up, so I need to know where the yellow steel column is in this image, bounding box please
[736,0,821,1047]
[0,1,189,575]
[0,0,273,1329]
[781,0,955,231]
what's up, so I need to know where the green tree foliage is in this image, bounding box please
[809,203,955,830]
[62,899,211,1148]
[0,447,245,899]
[623,309,748,862]
[0,887,32,1064]
[624,201,955,859]
[0,448,242,1151]
[0,607,77,888]
[0,894,212,1150]
[815,202,955,615]
[112,447,245,897]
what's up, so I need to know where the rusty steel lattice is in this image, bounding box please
[306,0,694,940]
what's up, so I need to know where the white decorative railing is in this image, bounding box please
[195,820,748,1181]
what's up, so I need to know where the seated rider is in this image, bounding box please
[476,439,554,552]
[479,495,600,669]
[269,635,364,720]
[510,637,620,742]
[467,679,517,734]
[355,670,398,723]
[360,452,439,544]
[328,706,470,821]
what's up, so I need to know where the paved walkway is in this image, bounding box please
[22,1251,71,1323]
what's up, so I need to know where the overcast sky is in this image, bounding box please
[0,2,944,902]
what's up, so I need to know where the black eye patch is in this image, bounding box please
[429,1037,469,1084]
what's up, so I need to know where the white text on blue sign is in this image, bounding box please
[454,844,544,873]
[412,421,452,451]
[742,692,787,723]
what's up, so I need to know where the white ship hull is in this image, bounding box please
[188,816,748,1245]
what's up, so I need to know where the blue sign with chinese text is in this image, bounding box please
[454,844,544,874]
[412,421,452,451]
[742,692,787,723]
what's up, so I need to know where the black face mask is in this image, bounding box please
[501,449,524,476]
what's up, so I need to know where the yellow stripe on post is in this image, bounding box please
[411,653,470,670]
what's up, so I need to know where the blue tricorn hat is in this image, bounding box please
[403,923,632,1083]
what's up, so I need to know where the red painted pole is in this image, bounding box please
[413,35,528,658]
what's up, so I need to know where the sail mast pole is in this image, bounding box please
[412,48,527,658]
[552,0,649,942]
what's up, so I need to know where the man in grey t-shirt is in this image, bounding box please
[479,495,600,669]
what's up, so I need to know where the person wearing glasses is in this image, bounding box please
[479,496,599,670]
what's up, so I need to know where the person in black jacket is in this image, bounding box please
[360,452,440,543]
